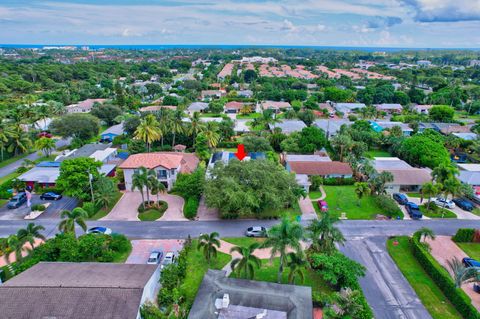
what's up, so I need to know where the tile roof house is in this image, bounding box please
[201,90,226,100]
[0,262,159,319]
[375,103,403,113]
[224,101,244,114]
[372,157,431,193]
[269,120,307,134]
[120,152,199,190]
[287,161,353,177]
[261,101,292,112]
[66,98,107,113]
[189,269,312,319]
[187,102,209,114]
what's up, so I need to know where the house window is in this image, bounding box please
[157,170,167,178]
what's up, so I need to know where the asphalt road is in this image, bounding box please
[1,218,479,318]
[0,138,70,178]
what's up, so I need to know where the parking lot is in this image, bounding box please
[125,239,184,264]
[0,194,77,220]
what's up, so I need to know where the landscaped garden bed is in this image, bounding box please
[420,203,457,218]
[137,200,168,221]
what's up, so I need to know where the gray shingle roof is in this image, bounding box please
[269,120,306,134]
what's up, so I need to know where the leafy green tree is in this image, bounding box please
[431,163,459,184]
[58,208,88,236]
[56,158,102,200]
[194,132,210,161]
[287,251,308,284]
[306,213,345,253]
[197,232,220,265]
[91,104,123,126]
[94,176,116,210]
[429,105,455,122]
[50,113,100,140]
[242,136,272,153]
[421,182,441,208]
[230,243,262,279]
[310,252,366,289]
[17,223,45,250]
[397,134,450,169]
[7,125,32,156]
[244,69,257,83]
[35,137,56,156]
[262,217,304,283]
[163,95,179,106]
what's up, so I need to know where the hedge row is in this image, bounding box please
[411,235,480,319]
[374,195,403,219]
[452,229,475,243]
[323,177,355,186]
[184,197,199,219]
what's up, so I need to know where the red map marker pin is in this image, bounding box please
[235,144,247,160]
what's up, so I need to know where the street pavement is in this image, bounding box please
[0,138,70,178]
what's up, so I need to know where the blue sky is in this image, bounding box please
[0,0,479,48]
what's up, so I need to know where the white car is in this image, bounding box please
[433,198,456,209]
[147,251,163,265]
[161,252,175,269]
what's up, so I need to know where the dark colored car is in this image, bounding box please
[40,192,62,201]
[463,257,480,268]
[393,193,408,205]
[405,202,423,220]
[452,198,474,212]
[7,192,27,209]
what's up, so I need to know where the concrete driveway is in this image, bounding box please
[0,194,77,220]
[102,191,187,221]
[125,239,184,264]
[407,196,480,220]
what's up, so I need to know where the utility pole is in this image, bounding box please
[88,172,94,203]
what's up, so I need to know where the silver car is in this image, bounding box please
[245,226,267,237]
[147,251,163,265]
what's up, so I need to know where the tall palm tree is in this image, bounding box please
[132,167,148,209]
[432,163,459,184]
[448,257,480,288]
[262,217,303,283]
[170,110,185,147]
[354,182,370,206]
[4,234,27,264]
[0,119,15,161]
[150,179,166,206]
[306,213,345,253]
[58,207,88,236]
[34,137,56,157]
[287,251,308,284]
[188,111,205,139]
[17,223,45,250]
[95,185,115,211]
[203,121,220,149]
[7,125,32,156]
[414,227,436,242]
[230,243,262,279]
[197,232,221,265]
[134,114,162,152]
[421,182,441,208]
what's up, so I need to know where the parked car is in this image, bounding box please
[7,192,27,209]
[161,252,175,269]
[147,251,163,265]
[86,227,112,235]
[393,193,408,205]
[405,202,422,220]
[40,192,63,201]
[245,226,267,237]
[463,257,480,268]
[433,198,455,209]
[452,198,474,212]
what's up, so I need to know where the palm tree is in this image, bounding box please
[7,125,32,156]
[58,207,88,236]
[354,182,370,206]
[170,110,185,147]
[150,179,166,206]
[197,232,221,264]
[414,227,435,242]
[17,223,45,250]
[287,251,308,284]
[132,167,148,209]
[330,134,353,162]
[0,119,15,161]
[34,137,56,157]
[203,121,220,149]
[306,213,345,253]
[421,182,441,208]
[134,114,162,152]
[4,234,28,264]
[230,243,262,279]
[188,111,205,139]
[448,257,480,288]
[95,186,115,211]
[262,217,303,283]
[432,163,459,184]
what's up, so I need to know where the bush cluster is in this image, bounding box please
[30,204,46,212]
[374,195,402,218]
[137,201,168,214]
[217,141,239,149]
[184,197,199,219]
[452,228,475,243]
[411,235,480,319]
[323,177,355,186]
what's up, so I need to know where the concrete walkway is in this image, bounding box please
[158,194,187,221]
[425,236,480,310]
[298,197,318,221]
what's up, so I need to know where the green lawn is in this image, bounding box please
[0,153,29,169]
[0,171,21,185]
[406,192,422,198]
[138,208,164,221]
[181,240,231,305]
[457,242,480,260]
[237,113,261,119]
[419,205,457,218]
[223,237,266,248]
[199,113,223,118]
[387,237,462,319]
[309,190,323,200]
[89,192,124,220]
[364,149,391,158]
[112,240,132,263]
[323,185,384,219]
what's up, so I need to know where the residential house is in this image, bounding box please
[139,105,177,113]
[119,152,199,190]
[372,157,431,193]
[224,101,244,114]
[101,122,125,142]
[314,119,352,138]
[369,121,413,136]
[413,104,434,114]
[453,132,478,140]
[261,101,292,113]
[375,103,403,114]
[201,90,226,100]
[217,63,234,80]
[237,89,253,98]
[187,102,209,114]
[331,102,366,115]
[269,120,306,134]
[0,262,159,319]
[66,98,107,113]
[189,269,312,319]
[207,151,265,177]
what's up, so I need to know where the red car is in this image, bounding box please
[38,131,53,138]
[317,200,328,212]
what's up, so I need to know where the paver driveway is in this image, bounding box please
[126,239,184,264]
[102,191,187,221]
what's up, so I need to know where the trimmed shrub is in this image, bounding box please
[323,177,355,186]
[184,197,199,219]
[217,141,239,149]
[411,235,480,319]
[138,201,168,215]
[374,195,402,218]
[452,228,475,243]
[30,204,46,212]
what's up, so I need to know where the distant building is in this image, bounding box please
[417,60,432,67]
[413,104,434,114]
[269,120,306,134]
[237,89,253,98]
[470,60,480,67]
[217,63,234,80]
[331,102,366,114]
[101,122,125,142]
[375,103,403,114]
[187,102,209,114]
[0,262,159,319]
[314,119,352,138]
[66,98,107,113]
[224,101,244,114]
[261,101,291,112]
[201,90,226,100]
